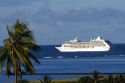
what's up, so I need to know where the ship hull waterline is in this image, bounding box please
[55,47,110,52]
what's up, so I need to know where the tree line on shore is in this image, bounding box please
[16,70,125,83]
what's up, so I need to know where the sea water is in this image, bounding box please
[0,44,125,82]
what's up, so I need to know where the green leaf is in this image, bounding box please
[14,47,34,73]
[29,52,40,64]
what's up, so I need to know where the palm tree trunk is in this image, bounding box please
[15,67,17,83]
[15,59,18,83]
[19,62,22,81]
[94,79,97,83]
[15,74,18,83]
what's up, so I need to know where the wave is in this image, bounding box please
[57,56,63,58]
[43,57,53,59]
[119,55,125,56]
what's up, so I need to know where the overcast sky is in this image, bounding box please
[0,0,125,45]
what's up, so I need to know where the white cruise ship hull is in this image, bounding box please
[55,36,110,52]
[55,47,110,52]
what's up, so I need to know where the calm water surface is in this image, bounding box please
[0,44,125,82]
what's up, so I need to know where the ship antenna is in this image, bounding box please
[75,37,77,40]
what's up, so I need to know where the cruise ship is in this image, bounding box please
[55,36,110,52]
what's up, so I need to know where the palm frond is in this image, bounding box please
[0,48,8,73]
[17,45,40,64]
[6,56,14,78]
[6,26,14,39]
[14,47,34,73]
[28,52,40,64]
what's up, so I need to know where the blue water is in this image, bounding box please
[1,44,125,82]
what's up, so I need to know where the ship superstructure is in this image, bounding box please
[55,36,110,52]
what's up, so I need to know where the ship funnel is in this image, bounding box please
[74,37,78,42]
[96,36,102,40]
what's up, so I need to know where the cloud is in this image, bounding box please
[0,0,47,7]
[30,7,125,26]
[1,4,125,44]
[30,7,125,44]
[62,7,125,24]
[1,0,125,25]
[0,0,49,24]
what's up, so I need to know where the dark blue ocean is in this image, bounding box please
[1,44,125,82]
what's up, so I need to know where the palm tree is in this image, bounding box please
[92,70,105,83]
[78,76,93,83]
[106,74,114,83]
[0,20,40,83]
[114,74,125,83]
[40,75,53,83]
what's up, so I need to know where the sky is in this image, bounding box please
[0,0,125,45]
